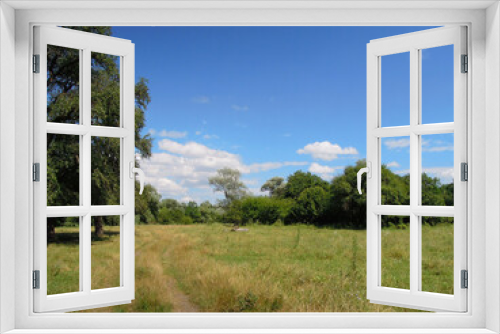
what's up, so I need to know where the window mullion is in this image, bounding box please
[82,48,92,294]
[409,47,420,294]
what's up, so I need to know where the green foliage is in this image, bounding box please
[209,168,248,206]
[381,165,410,206]
[240,196,293,225]
[135,183,161,224]
[289,186,330,225]
[284,171,330,199]
[261,176,286,198]
[46,26,153,235]
[329,160,367,229]
[222,200,244,226]
[156,199,220,225]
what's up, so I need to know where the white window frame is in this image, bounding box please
[366,26,468,312]
[33,26,136,313]
[1,1,499,333]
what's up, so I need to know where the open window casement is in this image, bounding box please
[361,26,468,312]
[33,26,140,312]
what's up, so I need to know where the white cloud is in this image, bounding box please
[195,131,202,135]
[147,177,188,197]
[384,138,410,149]
[386,161,400,168]
[203,134,219,140]
[308,162,340,180]
[158,130,188,139]
[297,141,358,161]
[423,167,454,183]
[231,105,249,112]
[140,139,308,200]
[309,162,336,174]
[423,146,454,152]
[179,196,195,203]
[394,167,454,184]
[193,96,210,104]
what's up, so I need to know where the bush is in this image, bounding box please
[289,186,330,226]
[222,200,243,226]
[240,197,293,225]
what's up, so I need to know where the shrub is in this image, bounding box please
[240,197,293,225]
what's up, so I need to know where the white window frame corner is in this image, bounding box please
[1,1,499,333]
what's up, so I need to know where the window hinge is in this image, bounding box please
[33,163,40,182]
[461,270,468,289]
[33,54,40,73]
[461,54,468,73]
[33,270,40,289]
[461,162,468,182]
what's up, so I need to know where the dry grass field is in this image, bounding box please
[46,223,454,312]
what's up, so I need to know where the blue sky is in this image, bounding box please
[112,27,455,203]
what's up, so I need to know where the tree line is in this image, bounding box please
[133,162,454,230]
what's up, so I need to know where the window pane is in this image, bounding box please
[421,45,454,124]
[421,216,454,295]
[91,52,121,127]
[91,216,121,290]
[381,52,410,127]
[381,137,410,205]
[381,215,410,290]
[91,137,121,205]
[421,133,454,206]
[47,45,80,124]
[47,217,80,295]
[47,134,80,206]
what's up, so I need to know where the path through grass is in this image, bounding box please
[46,224,454,312]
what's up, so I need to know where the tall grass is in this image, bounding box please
[46,223,454,312]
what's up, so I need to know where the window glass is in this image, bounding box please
[47,217,80,295]
[47,45,80,124]
[381,52,410,127]
[421,45,454,124]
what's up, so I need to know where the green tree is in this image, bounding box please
[289,186,330,225]
[284,171,330,200]
[208,168,248,206]
[185,201,202,222]
[47,27,152,239]
[135,183,161,224]
[240,196,293,225]
[261,177,286,198]
[329,160,367,229]
[199,201,221,224]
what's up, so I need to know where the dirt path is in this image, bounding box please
[165,275,200,312]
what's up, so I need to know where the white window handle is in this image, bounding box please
[129,161,145,195]
[357,162,371,195]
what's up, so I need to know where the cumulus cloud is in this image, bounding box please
[394,167,454,184]
[423,146,454,152]
[146,177,188,197]
[308,162,340,180]
[297,141,358,161]
[231,105,249,112]
[140,139,308,200]
[158,130,188,139]
[386,161,400,168]
[423,167,454,183]
[384,138,410,149]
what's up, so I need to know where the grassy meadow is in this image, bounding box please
[46,223,454,312]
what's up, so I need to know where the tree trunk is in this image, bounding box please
[47,222,56,241]
[94,216,104,238]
